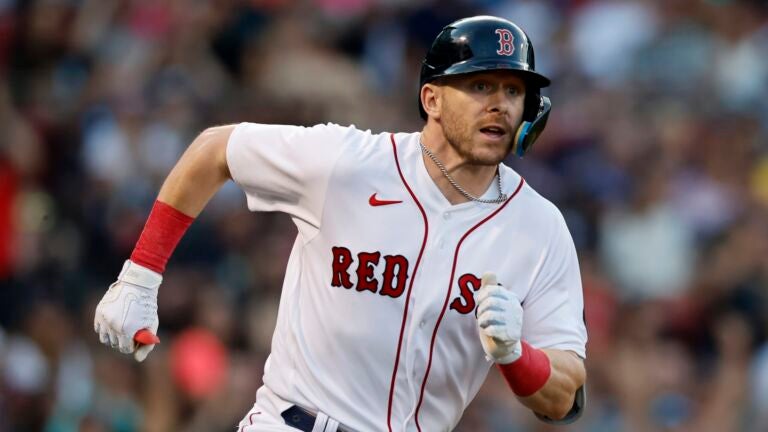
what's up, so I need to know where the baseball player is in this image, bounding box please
[94,16,587,431]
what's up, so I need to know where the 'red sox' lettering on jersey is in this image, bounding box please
[332,247,482,315]
[331,247,410,297]
[450,273,483,314]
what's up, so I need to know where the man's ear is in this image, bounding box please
[421,83,441,120]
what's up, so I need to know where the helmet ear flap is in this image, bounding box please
[512,96,551,157]
[522,88,541,122]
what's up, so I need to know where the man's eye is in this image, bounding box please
[507,87,520,95]
[474,82,488,91]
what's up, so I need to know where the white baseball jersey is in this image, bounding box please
[226,122,587,431]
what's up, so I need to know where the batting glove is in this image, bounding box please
[475,273,524,364]
[94,260,161,362]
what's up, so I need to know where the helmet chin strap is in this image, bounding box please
[512,96,551,157]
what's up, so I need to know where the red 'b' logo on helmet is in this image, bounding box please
[495,29,515,56]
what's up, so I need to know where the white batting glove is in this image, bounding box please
[94,260,161,362]
[475,273,524,364]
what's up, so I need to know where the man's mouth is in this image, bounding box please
[479,126,507,138]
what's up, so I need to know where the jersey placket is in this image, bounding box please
[388,133,514,430]
[399,207,465,430]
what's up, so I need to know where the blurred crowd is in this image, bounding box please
[1,0,768,431]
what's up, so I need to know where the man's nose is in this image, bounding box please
[486,89,509,114]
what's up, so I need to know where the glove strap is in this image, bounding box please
[119,260,162,288]
[497,340,551,397]
[130,200,194,273]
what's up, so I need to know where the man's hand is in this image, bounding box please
[94,260,161,362]
[475,273,524,364]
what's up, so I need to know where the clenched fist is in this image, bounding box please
[94,260,161,362]
[475,273,524,364]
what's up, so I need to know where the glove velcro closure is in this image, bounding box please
[119,260,163,289]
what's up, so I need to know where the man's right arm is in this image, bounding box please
[96,122,349,360]
[156,125,235,217]
[94,125,236,361]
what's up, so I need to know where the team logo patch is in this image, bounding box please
[495,28,515,56]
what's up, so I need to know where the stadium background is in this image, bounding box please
[1,0,768,431]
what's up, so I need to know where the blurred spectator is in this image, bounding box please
[598,157,696,300]
[570,0,659,87]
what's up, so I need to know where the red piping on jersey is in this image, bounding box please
[386,134,430,432]
[414,175,526,431]
[239,410,261,431]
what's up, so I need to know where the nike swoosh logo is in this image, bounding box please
[369,193,402,206]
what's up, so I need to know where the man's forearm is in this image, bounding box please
[516,349,586,420]
[129,125,236,274]
[157,125,234,216]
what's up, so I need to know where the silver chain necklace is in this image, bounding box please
[419,140,508,204]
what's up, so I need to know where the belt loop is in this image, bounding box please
[324,417,339,432]
[311,412,329,432]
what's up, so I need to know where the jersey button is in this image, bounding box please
[443,212,451,220]
[419,320,426,328]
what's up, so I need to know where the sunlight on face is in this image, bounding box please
[437,71,527,165]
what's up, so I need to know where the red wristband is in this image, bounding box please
[497,341,551,397]
[130,200,194,273]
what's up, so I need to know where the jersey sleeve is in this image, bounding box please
[521,210,587,358]
[225,122,349,238]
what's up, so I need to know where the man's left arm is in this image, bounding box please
[476,274,586,422]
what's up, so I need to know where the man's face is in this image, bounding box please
[431,71,527,165]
